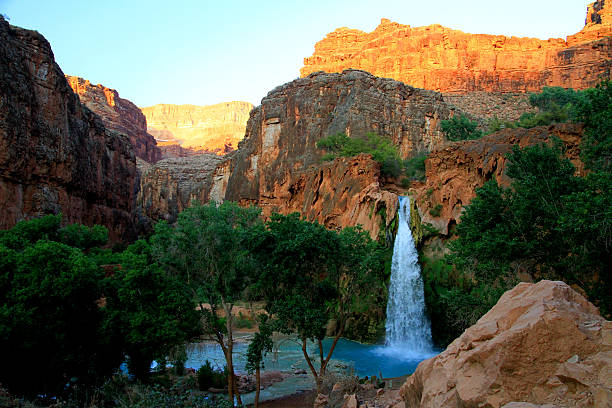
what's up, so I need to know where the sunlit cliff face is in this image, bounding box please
[301,1,612,93]
[140,102,253,155]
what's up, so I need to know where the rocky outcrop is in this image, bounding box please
[137,154,224,222]
[67,76,161,163]
[412,123,584,235]
[141,102,253,156]
[301,3,612,94]
[0,17,137,240]
[400,280,612,408]
[222,70,454,236]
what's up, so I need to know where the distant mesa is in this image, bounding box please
[301,1,612,93]
[140,102,253,158]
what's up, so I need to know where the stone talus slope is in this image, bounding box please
[0,17,137,240]
[400,280,612,408]
[221,70,454,236]
[413,123,584,235]
[67,76,161,163]
[301,1,612,93]
[141,102,253,156]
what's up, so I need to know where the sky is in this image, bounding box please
[1,0,588,108]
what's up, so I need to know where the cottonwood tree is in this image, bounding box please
[252,213,387,389]
[151,201,262,404]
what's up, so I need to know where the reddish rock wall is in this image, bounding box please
[302,3,612,93]
[141,102,252,156]
[222,70,455,236]
[412,123,584,235]
[67,76,161,163]
[0,17,137,240]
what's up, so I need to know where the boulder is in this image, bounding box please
[400,280,612,407]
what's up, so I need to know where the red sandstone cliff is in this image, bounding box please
[141,102,252,157]
[0,17,137,240]
[67,76,161,163]
[220,70,456,237]
[412,123,584,235]
[301,2,612,93]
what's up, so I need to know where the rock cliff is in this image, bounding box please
[137,154,224,222]
[0,17,137,240]
[412,123,583,235]
[141,102,253,156]
[400,280,612,408]
[222,70,455,237]
[67,76,161,163]
[301,2,612,94]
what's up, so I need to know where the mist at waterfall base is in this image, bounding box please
[185,196,437,400]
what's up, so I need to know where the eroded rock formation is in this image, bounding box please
[412,123,584,235]
[221,70,455,236]
[141,102,253,157]
[67,76,161,163]
[301,3,612,94]
[0,17,137,240]
[400,280,612,408]
[137,154,224,222]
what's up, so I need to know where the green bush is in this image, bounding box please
[316,132,403,177]
[403,152,427,181]
[440,115,483,141]
[196,361,227,391]
[429,204,442,217]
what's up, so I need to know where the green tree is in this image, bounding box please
[253,214,387,389]
[0,217,120,397]
[150,201,262,404]
[245,315,274,408]
[440,114,483,141]
[101,240,200,380]
[573,80,612,171]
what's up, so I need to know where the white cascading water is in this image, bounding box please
[384,196,434,356]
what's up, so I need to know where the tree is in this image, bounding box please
[253,214,387,390]
[245,315,274,408]
[150,201,262,404]
[0,217,121,397]
[101,240,200,380]
[440,114,483,141]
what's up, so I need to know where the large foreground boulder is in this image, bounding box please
[400,280,612,407]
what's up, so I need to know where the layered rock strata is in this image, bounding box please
[0,17,137,240]
[412,123,583,235]
[67,76,161,163]
[400,280,612,408]
[141,102,253,156]
[222,70,455,236]
[301,2,612,93]
[137,154,224,222]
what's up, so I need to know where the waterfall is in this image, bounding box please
[384,196,433,355]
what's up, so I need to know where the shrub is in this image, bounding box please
[429,204,442,217]
[440,115,483,141]
[316,132,403,177]
[403,152,427,181]
[196,361,227,391]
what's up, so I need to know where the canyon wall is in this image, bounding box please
[141,102,253,156]
[67,76,161,163]
[222,70,455,237]
[412,123,584,235]
[137,154,224,222]
[301,3,612,94]
[0,17,137,240]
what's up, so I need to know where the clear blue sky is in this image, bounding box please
[1,0,587,108]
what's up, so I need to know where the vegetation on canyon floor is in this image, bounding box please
[0,203,388,406]
[423,81,612,346]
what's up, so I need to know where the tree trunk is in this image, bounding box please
[254,366,261,408]
[301,338,320,391]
